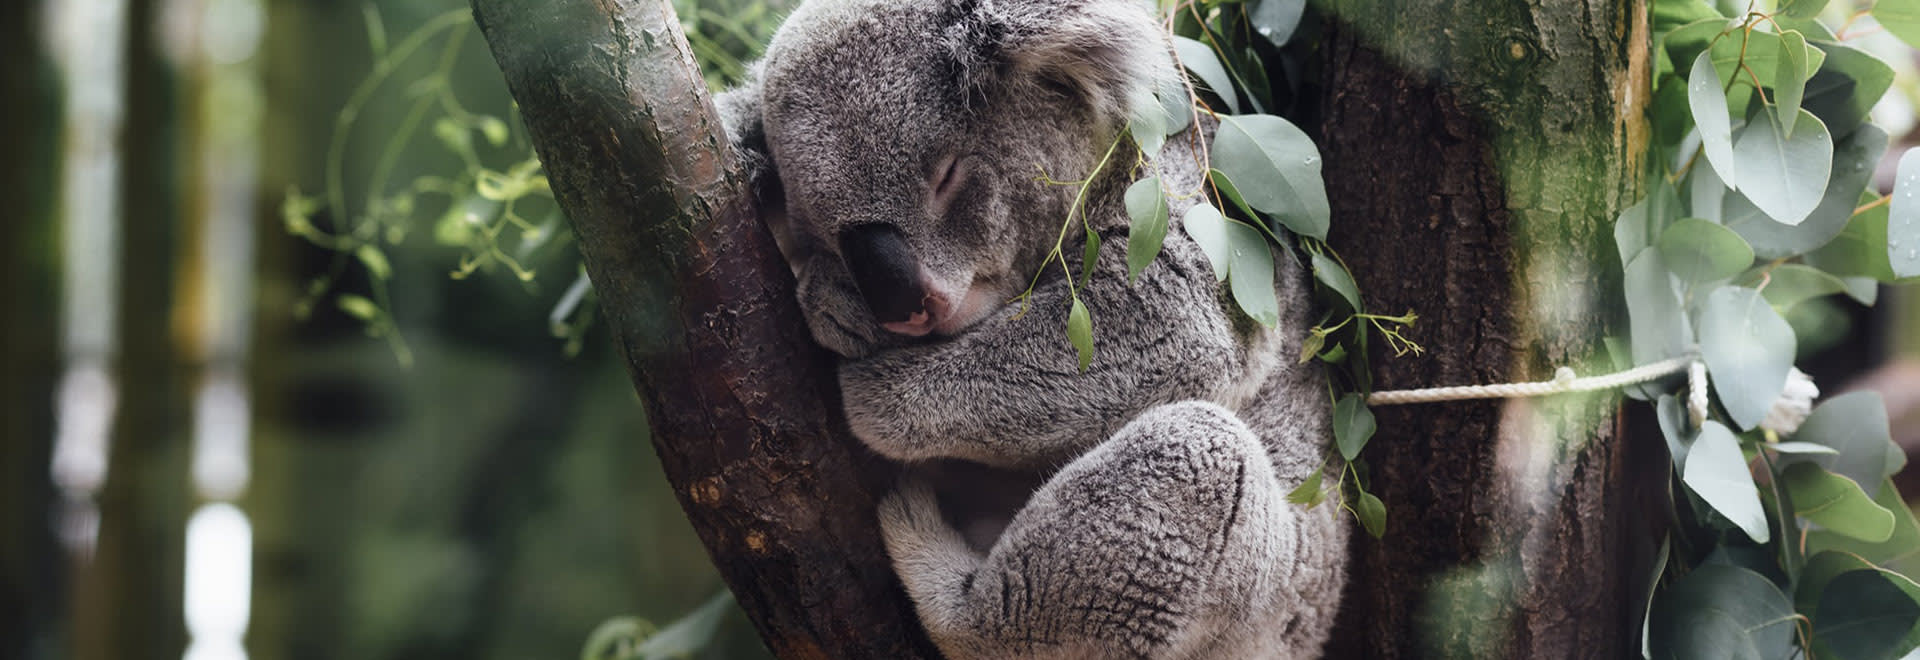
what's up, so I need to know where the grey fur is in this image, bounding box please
[718,1,1348,657]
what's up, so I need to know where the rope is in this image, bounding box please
[1365,356,1695,406]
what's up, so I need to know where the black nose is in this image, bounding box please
[838,223,926,323]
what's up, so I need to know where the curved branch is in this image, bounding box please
[468,1,938,657]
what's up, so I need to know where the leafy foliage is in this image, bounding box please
[1635,2,1920,657]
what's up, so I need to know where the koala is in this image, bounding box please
[715,0,1349,658]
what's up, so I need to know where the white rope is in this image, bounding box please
[1365,356,1695,406]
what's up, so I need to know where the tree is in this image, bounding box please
[470,0,1646,657]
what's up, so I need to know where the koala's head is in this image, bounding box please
[751,0,1173,342]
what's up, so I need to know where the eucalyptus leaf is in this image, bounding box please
[1657,393,1692,468]
[1793,391,1895,490]
[1129,91,1169,157]
[1310,251,1362,312]
[1124,177,1170,282]
[1874,0,1920,49]
[1182,203,1231,282]
[1806,190,1898,281]
[1732,107,1832,227]
[1813,570,1920,660]
[1682,421,1772,542]
[1699,286,1796,431]
[1285,468,1325,507]
[1617,182,1683,265]
[1689,50,1738,189]
[1658,217,1753,282]
[1067,297,1094,372]
[1773,31,1810,138]
[1653,0,1722,31]
[1801,43,1893,140]
[1757,264,1845,312]
[1782,462,1896,543]
[1080,228,1100,288]
[1624,250,1691,368]
[1797,551,1877,615]
[1780,0,1829,19]
[1727,123,1886,259]
[632,591,735,659]
[1663,18,1732,75]
[1355,489,1386,539]
[1211,114,1330,239]
[1650,564,1795,656]
[1173,36,1240,113]
[1249,0,1306,47]
[1765,441,1839,455]
[1334,393,1376,461]
[1888,148,1920,278]
[1807,478,1920,578]
[1842,276,1880,305]
[1225,220,1279,326]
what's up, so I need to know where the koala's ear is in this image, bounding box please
[715,64,800,264]
[946,0,1174,125]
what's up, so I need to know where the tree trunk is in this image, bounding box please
[1316,1,1658,657]
[468,1,937,658]
[0,0,65,654]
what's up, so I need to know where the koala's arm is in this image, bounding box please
[840,231,1247,468]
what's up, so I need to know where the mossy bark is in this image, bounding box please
[1315,1,1660,657]
[468,1,938,658]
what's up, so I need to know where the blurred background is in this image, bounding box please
[3,1,1920,660]
[1,0,785,658]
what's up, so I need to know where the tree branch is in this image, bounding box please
[468,1,937,657]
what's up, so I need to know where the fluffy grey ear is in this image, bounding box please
[715,64,801,265]
[944,0,1175,125]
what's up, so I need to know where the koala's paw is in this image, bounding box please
[877,479,975,583]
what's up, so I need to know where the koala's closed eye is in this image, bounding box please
[929,154,975,211]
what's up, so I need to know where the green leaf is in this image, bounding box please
[1285,468,1324,506]
[1310,251,1363,312]
[1783,462,1896,543]
[1617,181,1682,265]
[1129,93,1169,157]
[1780,0,1830,19]
[1814,570,1920,660]
[633,591,735,659]
[1211,114,1330,239]
[1728,124,1887,259]
[1657,393,1693,468]
[1297,330,1326,364]
[1808,478,1920,577]
[1757,264,1845,312]
[1843,276,1880,305]
[1875,0,1920,49]
[1793,391,1896,489]
[1639,537,1671,658]
[1773,31,1810,138]
[1689,50,1738,189]
[581,616,653,660]
[337,294,380,321]
[1249,0,1306,47]
[1079,228,1100,288]
[1657,217,1753,282]
[1649,564,1795,656]
[1802,43,1893,140]
[479,116,509,147]
[1623,250,1691,368]
[1798,551,1878,615]
[1699,286,1796,431]
[1682,420,1771,542]
[355,245,392,280]
[1333,393,1376,461]
[1653,0,1722,31]
[1124,177,1170,282]
[1182,203,1231,282]
[1807,190,1899,281]
[1173,36,1240,113]
[1889,148,1920,278]
[1225,220,1279,326]
[1766,441,1839,455]
[1067,297,1093,372]
[1663,18,1732,76]
[1733,107,1833,227]
[1355,488,1386,539]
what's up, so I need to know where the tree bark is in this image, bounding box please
[1316,1,1659,657]
[468,2,937,658]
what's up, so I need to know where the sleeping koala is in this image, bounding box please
[716,0,1349,657]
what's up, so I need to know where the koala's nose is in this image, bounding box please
[838,223,928,325]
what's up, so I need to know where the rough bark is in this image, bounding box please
[468,1,937,658]
[1316,1,1659,657]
